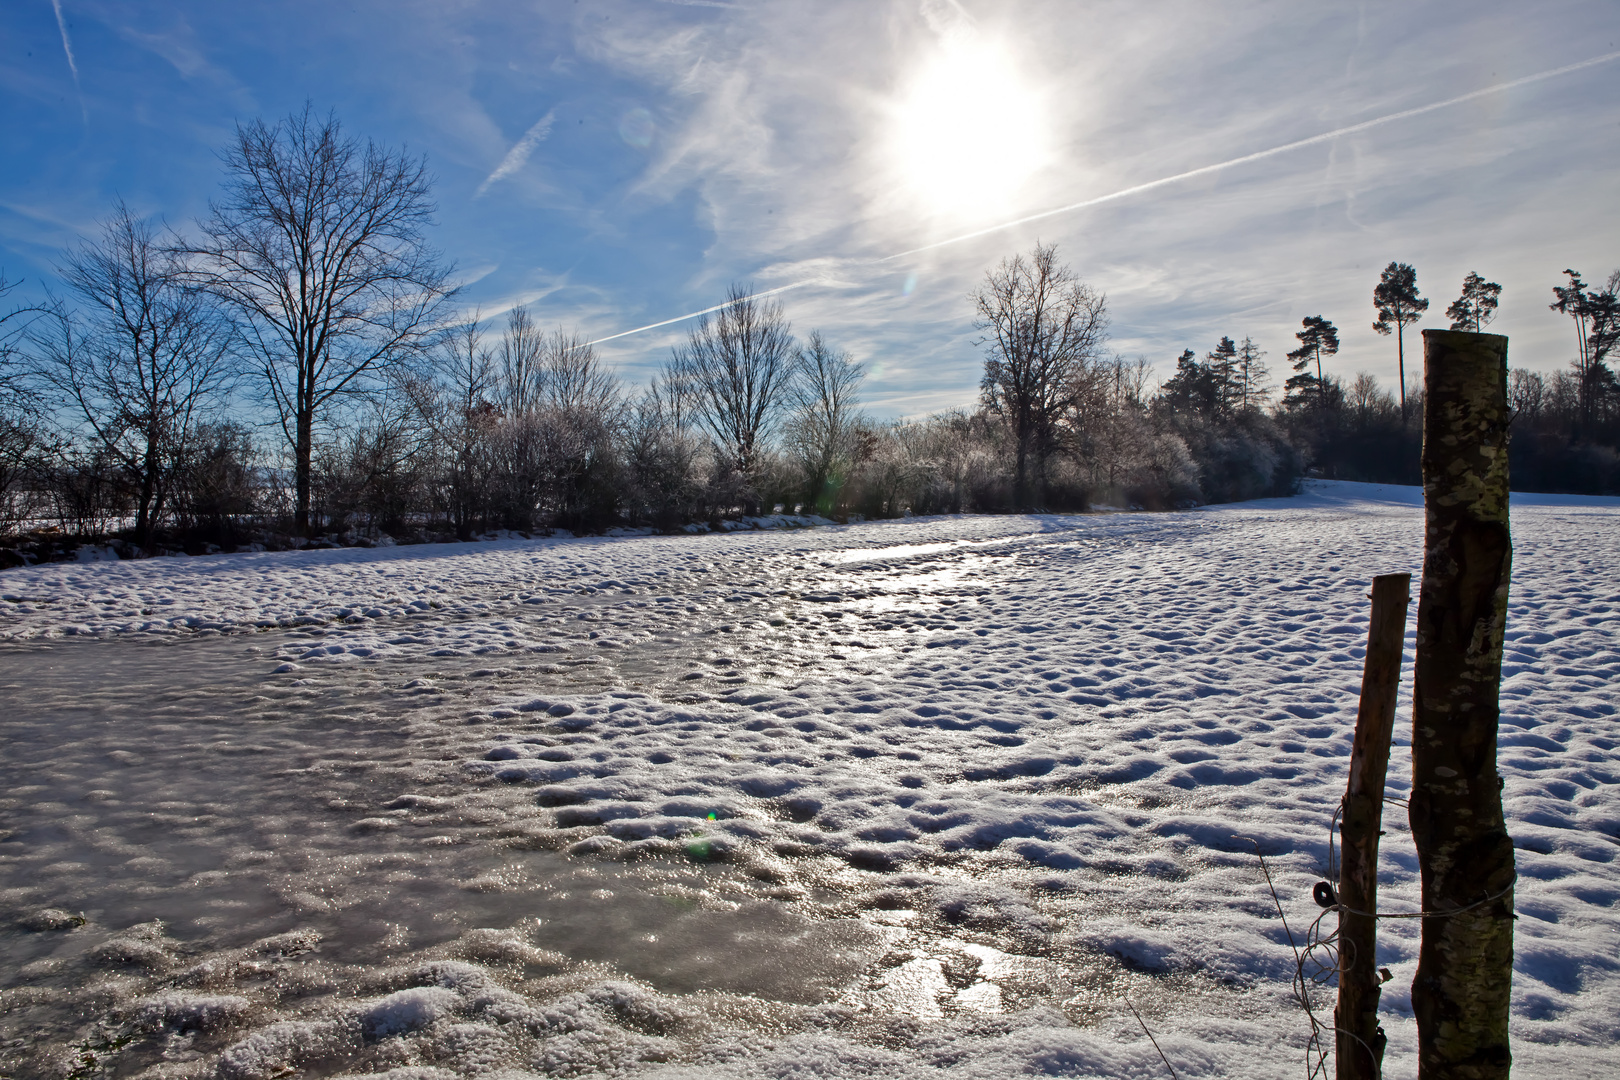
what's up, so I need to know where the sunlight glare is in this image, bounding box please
[888,35,1050,219]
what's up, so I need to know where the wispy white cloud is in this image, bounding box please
[12,0,1615,410]
[463,271,581,324]
[475,110,557,198]
[592,19,1620,348]
[568,0,1620,402]
[918,0,975,37]
[116,22,230,83]
[454,262,501,290]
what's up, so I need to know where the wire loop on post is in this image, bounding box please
[1236,826,1519,1080]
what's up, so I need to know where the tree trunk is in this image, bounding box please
[295,405,313,537]
[136,438,159,551]
[1397,325,1407,419]
[1014,437,1029,510]
[1336,572,1411,1080]
[1410,329,1515,1080]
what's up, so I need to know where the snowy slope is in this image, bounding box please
[1,480,1616,1079]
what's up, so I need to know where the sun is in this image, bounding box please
[887,34,1050,220]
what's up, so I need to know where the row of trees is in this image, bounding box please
[1355,257,1620,448]
[993,253,1619,501]
[1,106,454,550]
[1,108,1616,558]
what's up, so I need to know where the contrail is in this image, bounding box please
[50,0,79,82]
[476,111,556,198]
[884,47,1620,260]
[585,280,818,347]
[586,48,1620,346]
[50,0,86,122]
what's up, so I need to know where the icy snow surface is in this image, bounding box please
[2,480,1617,1079]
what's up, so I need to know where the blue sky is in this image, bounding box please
[4,1,1618,416]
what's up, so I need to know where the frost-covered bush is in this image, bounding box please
[1167,410,1299,504]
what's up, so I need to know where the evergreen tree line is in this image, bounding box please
[1154,262,1620,493]
[0,110,1615,561]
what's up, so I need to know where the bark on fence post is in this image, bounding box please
[1410,329,1515,1080]
[1336,572,1411,1080]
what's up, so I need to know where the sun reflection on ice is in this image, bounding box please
[844,910,1067,1020]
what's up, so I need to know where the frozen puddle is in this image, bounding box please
[0,632,1186,1080]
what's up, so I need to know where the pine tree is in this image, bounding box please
[1446,272,1503,332]
[1372,262,1429,418]
[1157,348,1210,418]
[1235,336,1271,410]
[1550,269,1620,432]
[1284,316,1339,409]
[1207,335,1239,416]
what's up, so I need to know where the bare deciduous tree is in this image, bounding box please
[40,205,234,548]
[496,305,619,418]
[0,274,53,532]
[1072,355,1151,493]
[975,242,1108,508]
[1507,367,1546,425]
[170,422,259,535]
[313,382,435,537]
[458,307,625,532]
[669,284,796,491]
[648,363,698,433]
[623,377,705,528]
[0,273,34,400]
[531,328,622,530]
[187,105,455,534]
[541,329,620,418]
[497,305,546,417]
[420,315,499,538]
[786,330,864,514]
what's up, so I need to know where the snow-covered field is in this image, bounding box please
[2,480,1616,1079]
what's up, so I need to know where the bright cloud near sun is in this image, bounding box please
[884,29,1051,221]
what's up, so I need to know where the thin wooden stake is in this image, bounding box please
[1336,572,1411,1080]
[1125,994,1181,1080]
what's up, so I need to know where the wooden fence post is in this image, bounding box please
[1336,572,1411,1079]
[1410,329,1515,1080]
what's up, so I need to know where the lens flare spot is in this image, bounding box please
[619,108,656,149]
